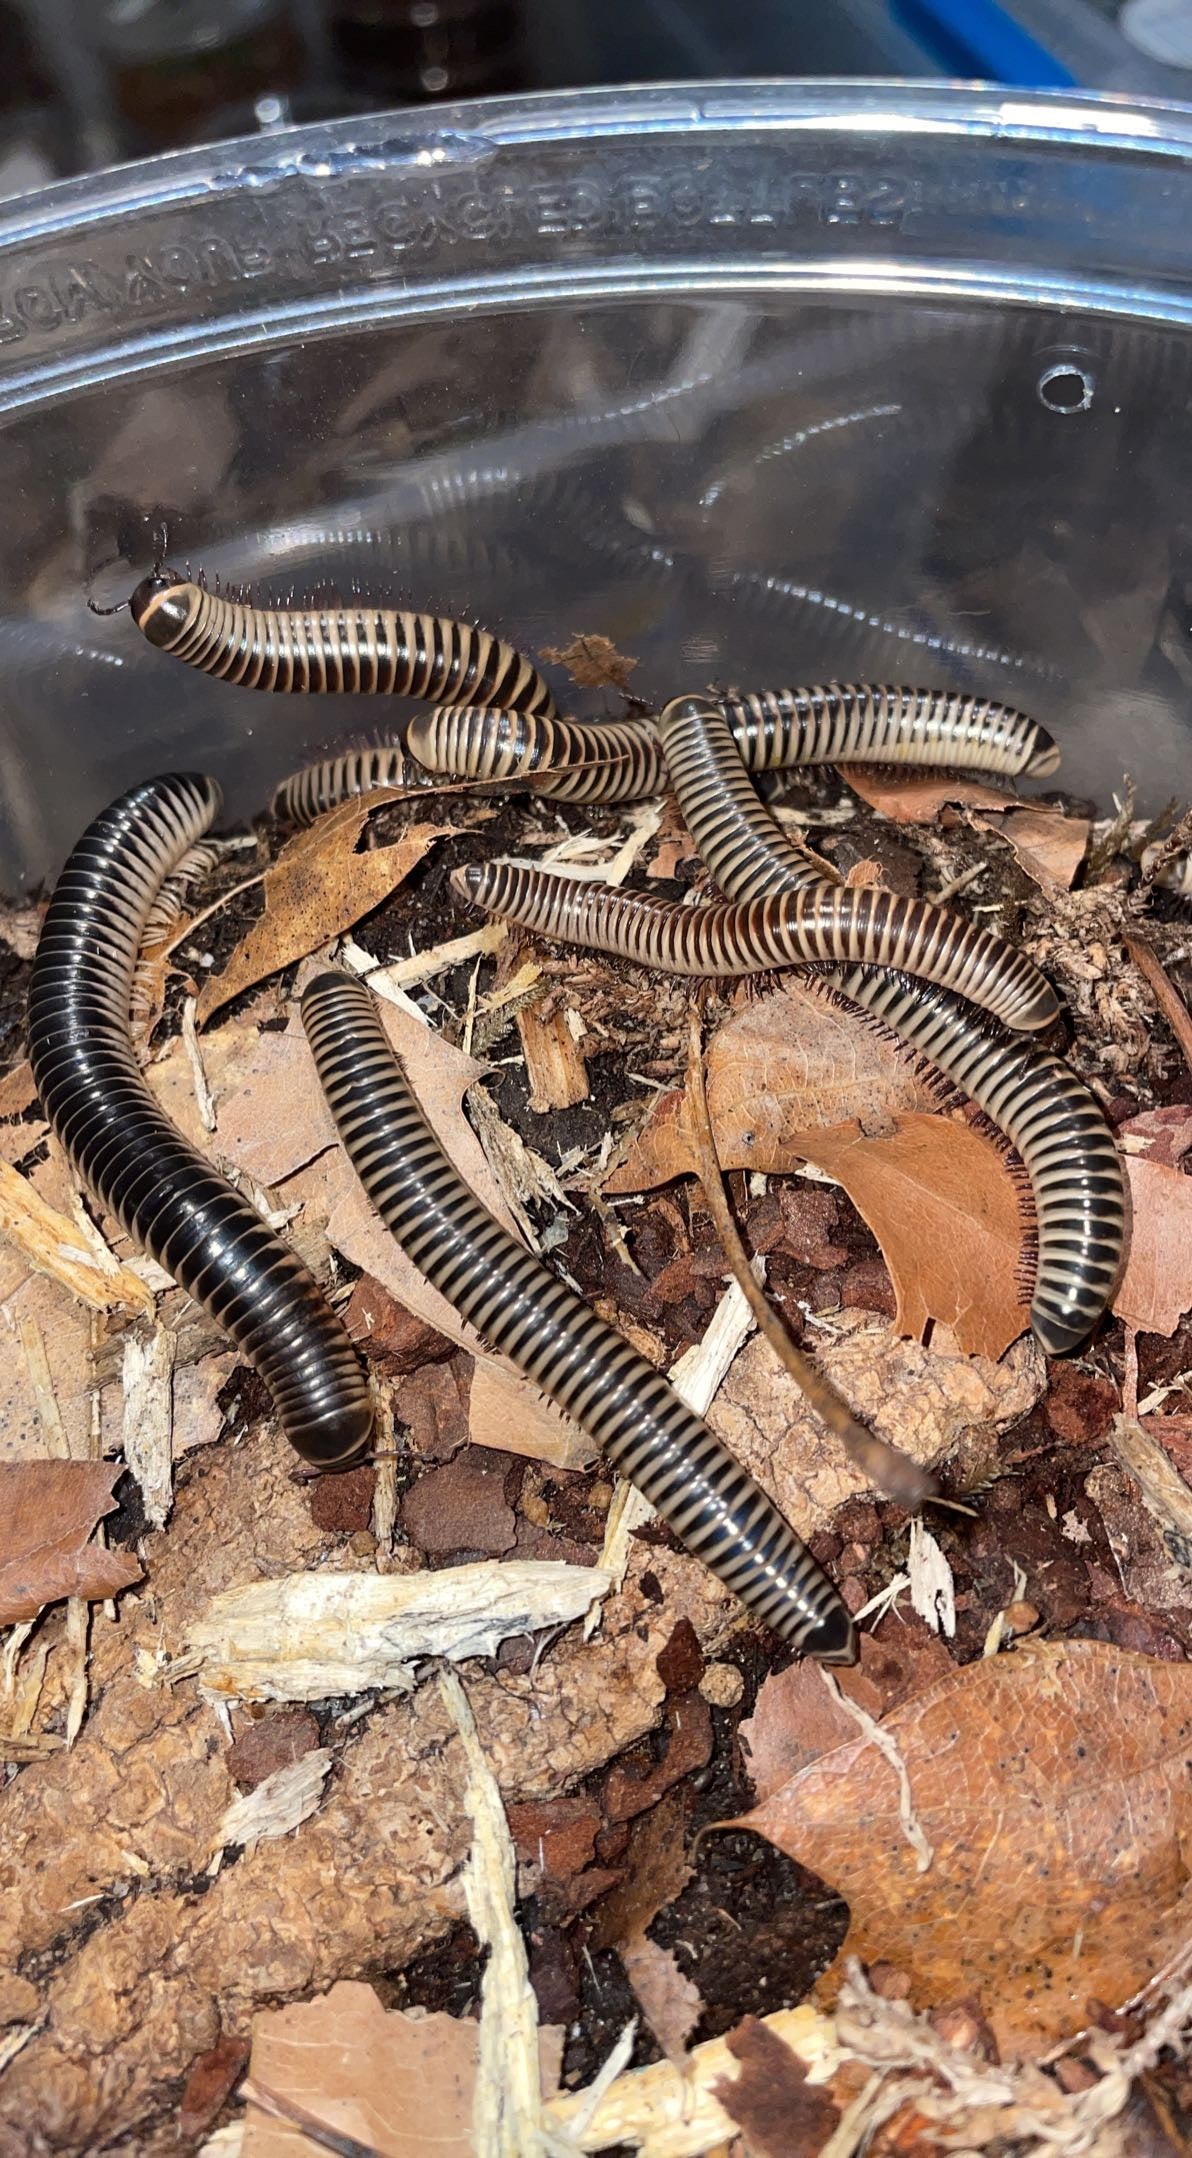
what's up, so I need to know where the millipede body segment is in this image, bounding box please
[130,572,558,717]
[650,696,1121,1354]
[301,968,856,1660]
[819,968,1125,1356]
[27,774,374,1468]
[452,859,1059,1032]
[271,744,438,824]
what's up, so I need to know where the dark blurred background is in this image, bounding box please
[0,0,1190,197]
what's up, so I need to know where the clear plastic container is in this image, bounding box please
[3,77,1192,890]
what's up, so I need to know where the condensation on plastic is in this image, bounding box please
[2,79,1192,888]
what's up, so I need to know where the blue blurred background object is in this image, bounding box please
[5,0,1192,184]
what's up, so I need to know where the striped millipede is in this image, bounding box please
[816,968,1125,1357]
[27,774,374,1469]
[128,570,558,717]
[654,695,1125,1354]
[300,968,856,1660]
[405,682,1058,810]
[451,859,1060,1033]
[270,744,443,824]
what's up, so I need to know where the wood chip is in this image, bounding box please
[517,1001,590,1112]
[212,1749,333,1859]
[440,1669,543,2157]
[0,1155,154,1316]
[121,1325,177,1531]
[179,1559,612,1702]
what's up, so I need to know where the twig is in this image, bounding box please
[241,2077,381,2156]
[162,868,265,958]
[684,1009,937,1506]
[818,1668,934,1872]
[1124,933,1192,1075]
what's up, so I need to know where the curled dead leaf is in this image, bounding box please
[0,1461,141,1623]
[607,985,1030,1360]
[196,800,450,1024]
[735,1639,1192,2050]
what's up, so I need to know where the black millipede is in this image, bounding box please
[451,859,1060,1033]
[404,680,1059,808]
[27,774,374,1468]
[300,968,856,1661]
[653,695,1124,1354]
[123,569,559,718]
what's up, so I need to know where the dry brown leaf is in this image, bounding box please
[737,1639,1192,2051]
[1118,1104,1192,1168]
[540,631,637,691]
[607,987,1027,1359]
[605,981,945,1191]
[713,2015,842,2158]
[796,1115,1028,1359]
[838,766,1021,824]
[621,1935,702,2066]
[242,1982,476,2157]
[971,806,1090,893]
[242,1978,562,2157]
[0,1059,37,1120]
[195,802,449,1024]
[1113,1154,1192,1336]
[0,1461,141,1622]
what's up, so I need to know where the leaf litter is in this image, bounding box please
[1,703,1192,2154]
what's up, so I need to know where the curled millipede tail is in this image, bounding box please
[28,775,373,1467]
[301,968,856,1659]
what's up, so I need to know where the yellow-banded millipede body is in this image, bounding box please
[451,860,1060,1032]
[301,968,856,1660]
[27,775,373,1468]
[130,573,558,717]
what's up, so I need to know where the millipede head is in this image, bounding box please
[449,861,487,907]
[129,569,195,645]
[1025,727,1062,778]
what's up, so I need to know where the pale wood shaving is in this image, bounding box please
[0,1155,153,1316]
[177,1560,612,1702]
[212,1748,333,1858]
[182,994,216,1132]
[355,920,506,992]
[544,2002,840,2156]
[15,1312,71,1456]
[63,1595,90,1749]
[121,1325,177,1531]
[440,1668,544,2158]
[907,1517,956,1638]
[1107,1414,1192,1571]
[370,1390,399,1558]
[466,1079,573,1248]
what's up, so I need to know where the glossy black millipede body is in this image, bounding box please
[301,969,856,1662]
[129,571,558,718]
[27,774,373,1468]
[451,859,1059,1032]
